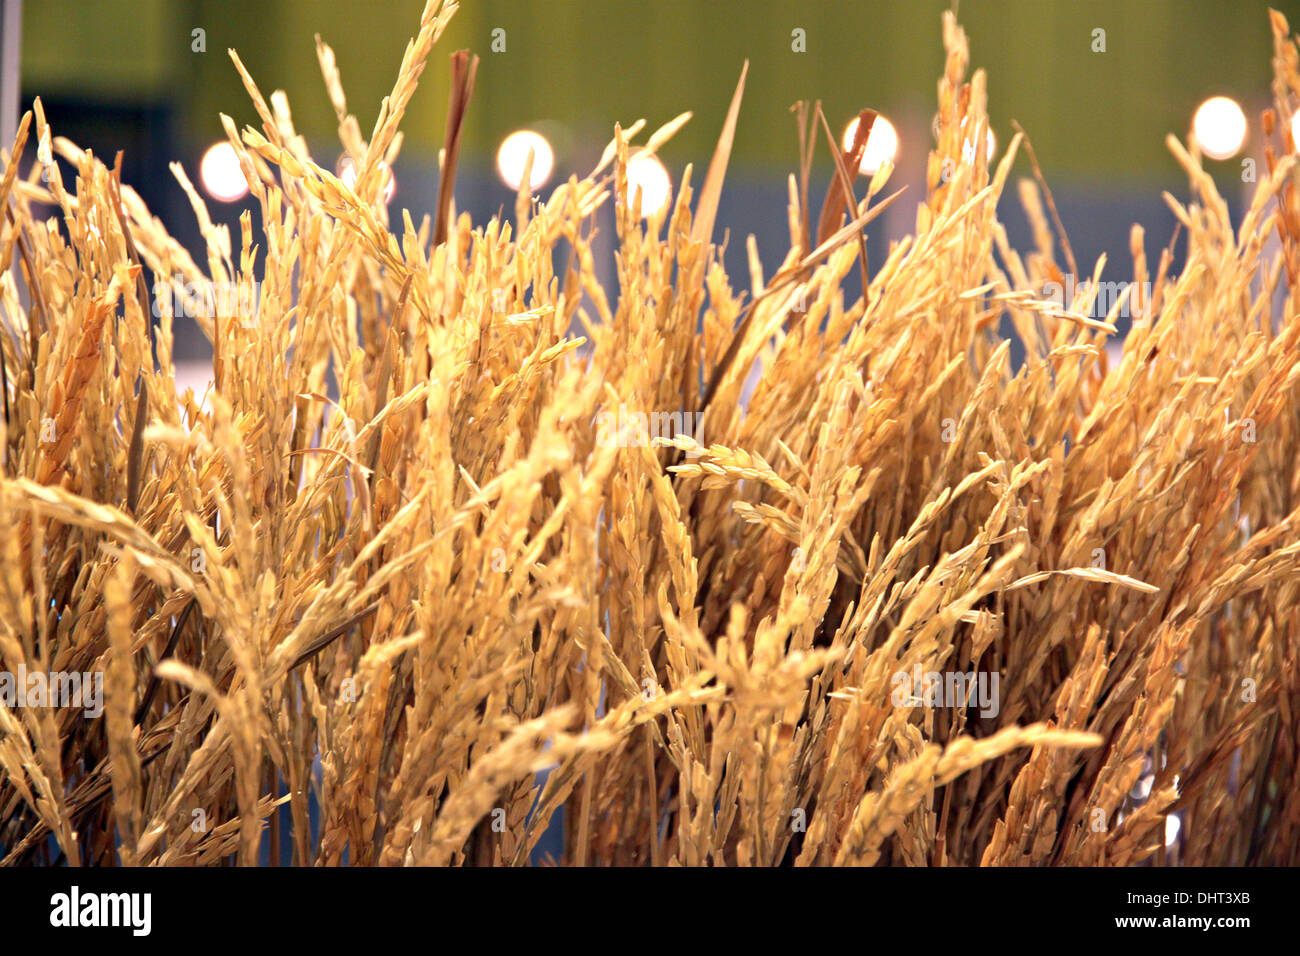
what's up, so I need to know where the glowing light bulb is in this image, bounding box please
[337,158,396,203]
[496,130,555,191]
[842,115,899,176]
[1192,96,1247,160]
[199,142,248,203]
[626,153,671,217]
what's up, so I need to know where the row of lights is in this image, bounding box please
[197,129,674,217]
[199,142,403,204]
[843,97,1284,172]
[196,100,1300,207]
[494,129,674,217]
[197,122,882,211]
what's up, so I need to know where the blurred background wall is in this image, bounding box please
[18,0,1300,359]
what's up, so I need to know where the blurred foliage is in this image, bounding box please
[21,0,1300,180]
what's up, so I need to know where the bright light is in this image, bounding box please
[1290,112,1300,154]
[842,115,899,176]
[626,153,671,218]
[1192,96,1247,160]
[199,142,248,203]
[496,130,555,191]
[1165,814,1181,847]
[337,158,396,203]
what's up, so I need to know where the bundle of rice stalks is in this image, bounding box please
[0,0,1297,866]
